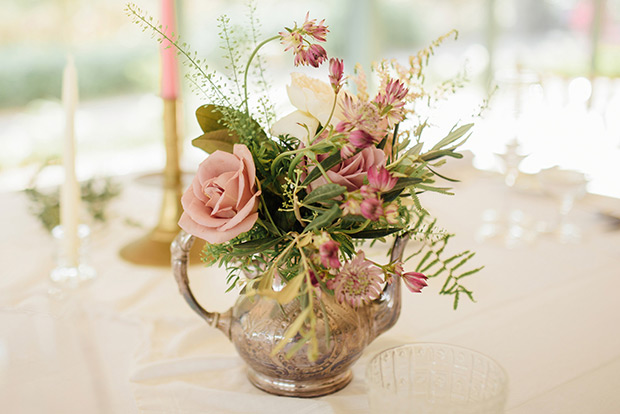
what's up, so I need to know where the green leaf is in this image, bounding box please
[431,123,473,151]
[426,165,460,183]
[304,203,342,233]
[381,177,423,202]
[193,104,267,154]
[301,152,343,186]
[196,104,227,133]
[192,105,239,154]
[391,177,423,192]
[350,227,403,239]
[301,184,346,205]
[231,236,285,255]
[382,188,404,203]
[415,184,454,195]
[420,150,464,162]
[271,307,311,356]
[192,129,238,154]
[270,272,306,305]
[332,232,355,257]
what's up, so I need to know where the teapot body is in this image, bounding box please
[230,291,373,396]
[171,231,409,397]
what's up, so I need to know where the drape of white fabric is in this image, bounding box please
[1,158,620,413]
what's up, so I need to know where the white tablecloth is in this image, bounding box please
[2,165,620,413]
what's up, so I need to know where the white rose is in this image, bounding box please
[271,73,346,144]
[270,110,319,145]
[287,73,339,126]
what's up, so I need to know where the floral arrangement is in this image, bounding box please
[127,4,481,359]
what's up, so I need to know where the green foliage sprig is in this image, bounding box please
[25,169,121,232]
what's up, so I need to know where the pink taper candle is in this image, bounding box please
[161,0,179,99]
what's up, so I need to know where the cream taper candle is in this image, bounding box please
[60,55,81,267]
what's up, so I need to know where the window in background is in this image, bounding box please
[1,0,618,197]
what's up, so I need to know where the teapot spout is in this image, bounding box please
[171,231,232,339]
[369,234,409,342]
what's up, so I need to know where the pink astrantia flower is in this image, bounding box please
[360,197,383,221]
[319,239,341,269]
[383,202,399,224]
[305,43,328,68]
[367,166,397,192]
[337,94,387,139]
[348,129,376,149]
[279,14,329,68]
[402,271,428,293]
[360,184,377,198]
[341,197,362,216]
[328,251,384,307]
[328,58,345,93]
[374,79,409,127]
[279,31,304,52]
[301,13,329,42]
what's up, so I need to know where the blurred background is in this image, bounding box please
[1,0,619,198]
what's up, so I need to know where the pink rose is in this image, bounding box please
[308,147,385,192]
[179,144,261,244]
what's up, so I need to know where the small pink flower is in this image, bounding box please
[337,94,388,145]
[367,166,397,192]
[383,202,399,224]
[402,271,428,293]
[341,197,362,216]
[308,269,320,286]
[360,198,383,221]
[328,251,384,307]
[319,239,341,269]
[360,184,377,198]
[293,44,327,67]
[279,30,304,52]
[307,44,328,67]
[374,79,409,126]
[349,129,376,149]
[279,14,329,68]
[340,144,356,159]
[384,79,408,103]
[301,12,329,42]
[329,58,345,93]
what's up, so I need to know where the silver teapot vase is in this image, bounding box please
[171,231,409,397]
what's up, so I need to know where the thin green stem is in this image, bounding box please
[126,5,232,106]
[271,136,339,177]
[341,219,371,234]
[310,93,338,144]
[243,35,279,114]
[308,153,333,184]
[255,179,281,236]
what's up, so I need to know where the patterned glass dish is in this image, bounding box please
[366,343,509,414]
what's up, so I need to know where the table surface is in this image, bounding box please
[2,164,619,414]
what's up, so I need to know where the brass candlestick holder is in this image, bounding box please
[120,99,202,266]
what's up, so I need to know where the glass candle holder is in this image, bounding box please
[50,224,97,286]
[366,343,509,414]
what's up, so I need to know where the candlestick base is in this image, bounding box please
[120,229,204,267]
[51,224,97,287]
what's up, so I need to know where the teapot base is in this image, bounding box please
[247,367,353,397]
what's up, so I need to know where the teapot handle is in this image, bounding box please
[171,231,232,338]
